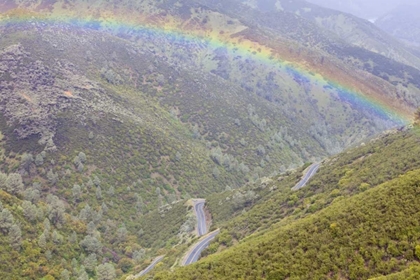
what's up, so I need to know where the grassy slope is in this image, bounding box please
[140,127,420,278]
[154,166,420,280]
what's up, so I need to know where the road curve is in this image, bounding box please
[135,255,164,278]
[193,200,207,236]
[182,229,220,266]
[292,163,320,191]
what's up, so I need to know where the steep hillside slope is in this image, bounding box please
[142,126,420,278]
[154,153,420,279]
[305,0,405,20]
[240,0,420,70]
[0,0,419,278]
[376,4,420,46]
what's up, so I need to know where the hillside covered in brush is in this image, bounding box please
[152,126,420,279]
[0,0,419,279]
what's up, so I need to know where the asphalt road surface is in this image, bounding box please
[135,255,164,277]
[194,200,207,236]
[182,229,220,266]
[292,163,320,191]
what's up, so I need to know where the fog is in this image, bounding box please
[305,0,420,20]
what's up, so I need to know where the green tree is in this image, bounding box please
[6,173,24,195]
[80,235,102,254]
[21,153,33,171]
[60,269,70,280]
[46,195,65,226]
[83,253,97,273]
[0,172,7,190]
[35,153,44,166]
[8,223,21,250]
[22,201,37,222]
[77,267,89,280]
[47,169,58,184]
[116,225,128,243]
[78,152,87,163]
[38,232,47,249]
[0,208,14,233]
[415,245,420,259]
[96,263,116,280]
[72,184,82,202]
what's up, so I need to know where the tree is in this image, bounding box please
[0,208,14,233]
[22,201,37,222]
[96,263,116,280]
[46,195,65,226]
[35,154,44,166]
[93,176,101,187]
[118,258,134,273]
[78,152,87,163]
[47,169,58,184]
[23,188,41,204]
[212,167,221,179]
[52,230,62,244]
[96,187,102,200]
[116,225,128,243]
[133,249,146,262]
[38,232,47,249]
[68,231,77,244]
[101,202,108,214]
[0,172,7,190]
[43,218,51,232]
[135,195,143,214]
[60,269,70,280]
[77,267,89,280]
[87,221,96,235]
[83,253,97,273]
[21,153,33,171]
[80,235,102,253]
[72,184,82,202]
[8,223,21,250]
[6,173,24,195]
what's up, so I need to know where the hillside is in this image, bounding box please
[376,4,420,46]
[240,0,420,70]
[0,0,419,279]
[153,127,420,279]
[305,0,402,20]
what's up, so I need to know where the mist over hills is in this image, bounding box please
[305,0,415,20]
[0,0,419,279]
[376,4,420,46]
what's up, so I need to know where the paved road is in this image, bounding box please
[194,200,207,236]
[292,163,320,191]
[182,229,220,266]
[135,255,164,278]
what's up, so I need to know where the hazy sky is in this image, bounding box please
[306,0,419,19]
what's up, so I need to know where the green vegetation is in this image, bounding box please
[1,0,420,279]
[154,167,420,279]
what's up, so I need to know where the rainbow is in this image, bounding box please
[0,6,413,125]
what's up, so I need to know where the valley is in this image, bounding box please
[0,0,419,279]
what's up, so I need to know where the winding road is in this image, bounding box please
[194,199,207,236]
[182,199,220,266]
[135,255,164,278]
[182,229,220,266]
[292,163,320,191]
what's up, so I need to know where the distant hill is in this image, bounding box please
[305,0,408,20]
[376,4,420,46]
